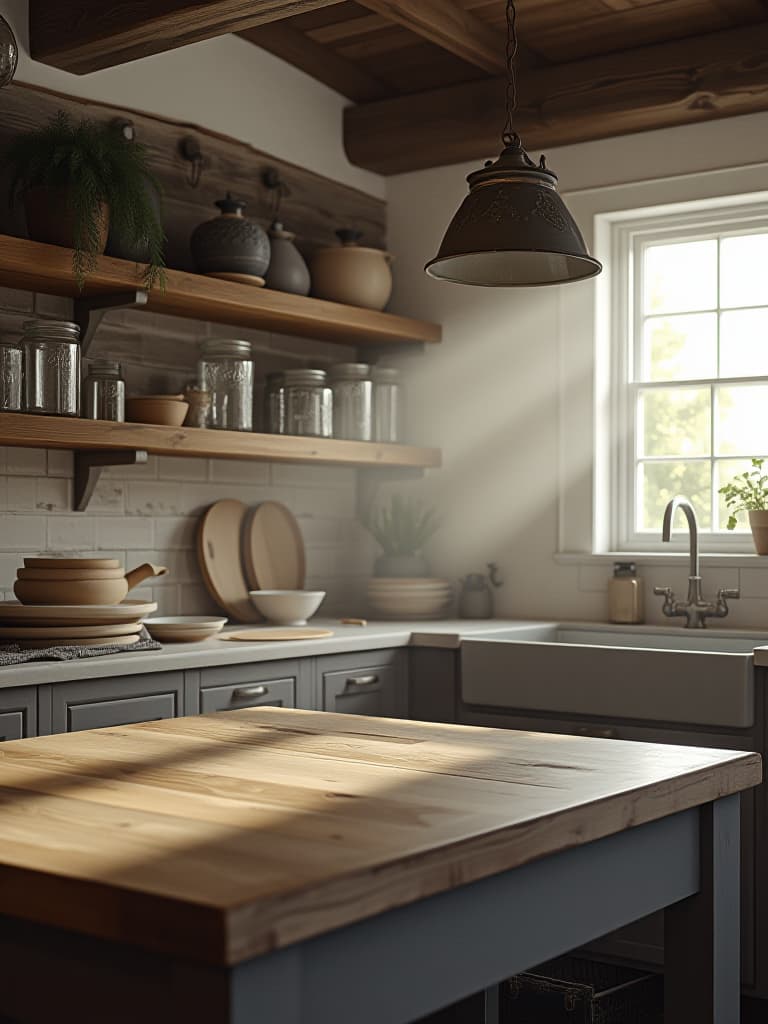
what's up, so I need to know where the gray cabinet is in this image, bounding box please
[197,660,311,713]
[0,687,37,740]
[318,650,407,717]
[48,672,184,733]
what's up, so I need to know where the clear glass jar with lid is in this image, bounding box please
[198,338,254,431]
[283,369,332,437]
[264,372,285,434]
[330,362,372,440]
[22,319,81,416]
[83,359,125,421]
[0,336,22,411]
[372,366,402,443]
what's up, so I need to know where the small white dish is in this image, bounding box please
[248,590,325,626]
[144,616,227,643]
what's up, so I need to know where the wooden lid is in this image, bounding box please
[24,557,121,569]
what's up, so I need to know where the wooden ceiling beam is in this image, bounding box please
[344,21,768,175]
[29,0,345,74]
[239,21,390,101]
[353,0,506,74]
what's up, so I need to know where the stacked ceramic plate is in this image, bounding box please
[0,599,158,649]
[367,578,454,620]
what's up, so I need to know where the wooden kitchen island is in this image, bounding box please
[0,708,760,1023]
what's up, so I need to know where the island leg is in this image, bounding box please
[664,794,740,1023]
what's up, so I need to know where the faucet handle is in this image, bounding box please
[653,586,673,598]
[718,587,740,600]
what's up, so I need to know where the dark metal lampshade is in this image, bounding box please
[425,136,602,287]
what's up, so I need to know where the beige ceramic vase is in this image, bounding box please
[311,229,393,310]
[14,562,167,605]
[749,511,768,555]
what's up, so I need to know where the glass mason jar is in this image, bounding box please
[22,319,81,416]
[0,336,22,412]
[283,369,332,437]
[198,339,254,431]
[330,362,372,440]
[372,366,402,443]
[264,372,285,434]
[83,359,125,421]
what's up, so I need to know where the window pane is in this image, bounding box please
[716,384,768,455]
[720,308,768,378]
[721,233,768,308]
[643,239,717,315]
[639,461,711,531]
[641,313,717,381]
[716,459,754,531]
[639,387,711,458]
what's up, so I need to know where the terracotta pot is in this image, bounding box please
[311,229,393,311]
[749,510,768,555]
[14,562,167,605]
[24,185,109,253]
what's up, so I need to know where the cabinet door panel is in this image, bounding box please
[51,673,184,734]
[201,678,295,714]
[319,650,406,717]
[0,687,37,739]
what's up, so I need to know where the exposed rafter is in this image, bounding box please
[344,22,768,174]
[29,0,345,74]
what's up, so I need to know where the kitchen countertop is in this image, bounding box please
[0,618,544,689]
[0,706,758,966]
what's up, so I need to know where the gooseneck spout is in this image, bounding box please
[661,496,699,581]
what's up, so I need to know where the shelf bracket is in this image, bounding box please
[73,290,149,355]
[74,450,148,512]
[357,467,424,523]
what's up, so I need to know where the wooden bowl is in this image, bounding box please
[125,397,189,427]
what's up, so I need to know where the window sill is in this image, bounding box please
[556,551,766,568]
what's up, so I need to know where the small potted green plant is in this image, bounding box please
[4,111,165,289]
[363,494,439,577]
[720,457,768,553]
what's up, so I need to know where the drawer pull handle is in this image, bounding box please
[346,674,378,688]
[233,685,268,700]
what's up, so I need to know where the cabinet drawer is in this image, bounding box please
[201,677,296,713]
[320,651,405,717]
[50,672,184,734]
[0,687,37,739]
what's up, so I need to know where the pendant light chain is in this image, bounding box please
[502,0,519,147]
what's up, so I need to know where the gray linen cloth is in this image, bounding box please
[0,627,161,666]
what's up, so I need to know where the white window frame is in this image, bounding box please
[611,201,768,554]
[556,166,768,563]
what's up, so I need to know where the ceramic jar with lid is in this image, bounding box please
[311,229,393,310]
[264,221,311,296]
[22,319,81,416]
[197,339,254,432]
[190,194,271,280]
[330,363,372,441]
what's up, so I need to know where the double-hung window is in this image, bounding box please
[612,202,768,552]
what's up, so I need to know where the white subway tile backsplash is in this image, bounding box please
[47,516,96,551]
[6,448,47,476]
[152,516,198,551]
[46,450,73,477]
[739,567,768,599]
[96,516,155,550]
[34,293,74,318]
[208,459,270,485]
[0,287,34,312]
[7,478,35,512]
[155,456,208,482]
[35,477,71,513]
[4,515,47,550]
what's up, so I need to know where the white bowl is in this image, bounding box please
[145,616,227,643]
[249,590,326,626]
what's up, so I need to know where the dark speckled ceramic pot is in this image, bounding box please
[190,194,270,277]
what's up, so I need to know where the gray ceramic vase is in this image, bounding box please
[190,194,271,277]
[264,221,311,296]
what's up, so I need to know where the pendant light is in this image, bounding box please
[424,0,601,287]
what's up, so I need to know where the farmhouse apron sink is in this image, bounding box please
[461,622,768,729]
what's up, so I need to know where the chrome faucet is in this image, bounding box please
[653,496,740,628]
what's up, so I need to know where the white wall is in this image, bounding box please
[386,112,768,627]
[1,0,384,200]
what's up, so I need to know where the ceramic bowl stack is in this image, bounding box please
[0,557,159,648]
[366,578,453,620]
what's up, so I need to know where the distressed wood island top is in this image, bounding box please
[0,707,759,972]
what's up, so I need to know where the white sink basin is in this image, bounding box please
[461,622,768,729]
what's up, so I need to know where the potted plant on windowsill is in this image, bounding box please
[720,458,768,553]
[4,111,165,290]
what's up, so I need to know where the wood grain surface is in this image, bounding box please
[0,707,758,966]
[0,413,442,470]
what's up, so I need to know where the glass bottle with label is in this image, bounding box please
[607,562,644,624]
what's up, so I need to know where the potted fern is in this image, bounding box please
[720,457,768,553]
[363,494,439,577]
[4,111,165,289]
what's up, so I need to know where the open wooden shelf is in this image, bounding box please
[0,413,442,470]
[0,234,441,348]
